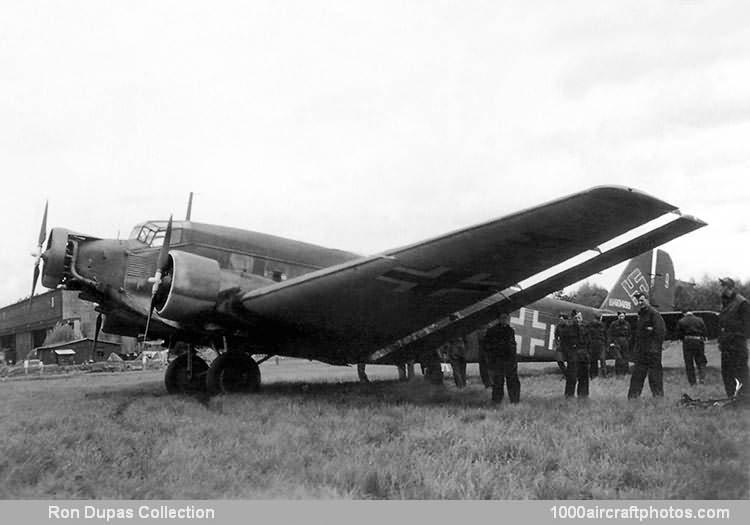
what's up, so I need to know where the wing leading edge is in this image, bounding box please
[237,186,698,362]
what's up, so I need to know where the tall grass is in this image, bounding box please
[0,343,747,499]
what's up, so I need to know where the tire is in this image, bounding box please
[164,353,208,394]
[206,352,261,395]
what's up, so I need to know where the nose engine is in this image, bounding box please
[41,227,73,289]
[41,228,124,294]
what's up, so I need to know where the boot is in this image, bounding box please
[697,365,705,385]
[357,363,370,384]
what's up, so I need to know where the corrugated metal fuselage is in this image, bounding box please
[43,221,361,343]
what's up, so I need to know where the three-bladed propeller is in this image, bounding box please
[143,215,173,342]
[29,201,48,309]
[143,194,191,340]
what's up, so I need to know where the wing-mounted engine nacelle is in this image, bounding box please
[154,251,220,322]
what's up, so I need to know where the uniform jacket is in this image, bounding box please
[556,320,589,360]
[481,324,517,363]
[677,313,707,339]
[444,337,467,360]
[607,319,631,340]
[718,293,750,345]
[587,319,607,347]
[634,303,666,354]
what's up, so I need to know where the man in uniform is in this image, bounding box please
[558,310,590,398]
[717,278,750,402]
[627,292,666,398]
[607,311,631,376]
[553,314,567,374]
[445,336,468,388]
[587,314,608,378]
[420,348,445,385]
[677,310,708,385]
[476,330,493,387]
[481,312,520,404]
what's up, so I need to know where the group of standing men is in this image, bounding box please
[626,278,750,404]
[554,309,632,399]
[478,277,749,405]
[475,309,631,404]
[359,278,749,406]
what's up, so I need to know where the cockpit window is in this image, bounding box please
[129,222,182,247]
[151,230,165,247]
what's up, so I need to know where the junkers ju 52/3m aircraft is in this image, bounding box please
[32,186,706,395]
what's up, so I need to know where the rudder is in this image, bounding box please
[651,250,675,311]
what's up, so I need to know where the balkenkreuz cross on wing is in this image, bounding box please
[376,266,503,296]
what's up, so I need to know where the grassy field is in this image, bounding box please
[0,342,747,500]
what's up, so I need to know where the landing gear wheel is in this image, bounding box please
[164,353,208,394]
[206,352,261,395]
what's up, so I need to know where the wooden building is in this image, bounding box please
[35,338,124,365]
[0,290,135,364]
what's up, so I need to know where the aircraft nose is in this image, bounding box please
[73,238,128,291]
[41,227,70,288]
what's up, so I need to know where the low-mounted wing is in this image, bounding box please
[237,186,694,362]
[375,214,707,361]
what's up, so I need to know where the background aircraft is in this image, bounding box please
[32,186,706,395]
[440,249,720,369]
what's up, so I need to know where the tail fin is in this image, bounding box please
[600,249,675,312]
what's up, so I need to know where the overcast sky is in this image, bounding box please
[1,1,749,307]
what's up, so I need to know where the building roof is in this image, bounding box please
[0,288,61,313]
[35,338,121,351]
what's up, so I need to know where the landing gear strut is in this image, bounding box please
[164,352,208,394]
[206,352,261,395]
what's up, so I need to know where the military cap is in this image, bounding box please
[719,277,735,288]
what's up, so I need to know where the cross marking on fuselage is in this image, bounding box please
[510,307,548,357]
[377,266,502,296]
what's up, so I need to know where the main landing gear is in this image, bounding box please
[206,352,261,395]
[164,352,209,394]
[163,346,261,396]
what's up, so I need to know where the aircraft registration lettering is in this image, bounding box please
[607,298,633,310]
[510,307,548,357]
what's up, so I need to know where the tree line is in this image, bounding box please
[556,277,748,311]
